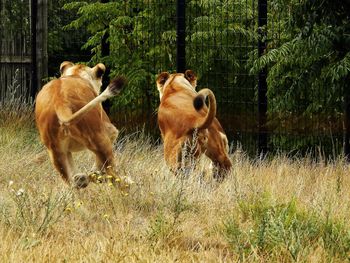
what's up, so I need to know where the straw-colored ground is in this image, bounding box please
[1,104,350,262]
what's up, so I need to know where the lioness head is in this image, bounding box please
[60,61,106,93]
[156,70,197,99]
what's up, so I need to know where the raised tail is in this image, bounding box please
[58,76,126,126]
[193,88,217,130]
[106,76,126,96]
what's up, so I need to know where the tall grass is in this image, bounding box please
[1,88,350,261]
[0,69,34,128]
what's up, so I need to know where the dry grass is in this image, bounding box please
[1,108,350,262]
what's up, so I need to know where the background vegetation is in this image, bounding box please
[1,0,349,153]
[252,0,350,152]
[45,0,349,154]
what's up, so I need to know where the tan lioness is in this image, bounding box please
[35,61,126,188]
[156,70,232,181]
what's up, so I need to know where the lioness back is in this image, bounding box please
[37,77,99,141]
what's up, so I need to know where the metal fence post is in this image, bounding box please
[176,0,186,73]
[101,0,111,114]
[38,0,48,91]
[30,0,47,99]
[344,76,350,160]
[30,0,38,99]
[258,0,268,155]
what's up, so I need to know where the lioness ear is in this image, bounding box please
[60,61,74,75]
[93,63,106,79]
[156,72,170,89]
[185,69,197,88]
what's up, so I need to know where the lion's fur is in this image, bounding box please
[35,61,125,187]
[156,70,232,180]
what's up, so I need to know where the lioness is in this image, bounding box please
[156,70,232,181]
[35,61,126,188]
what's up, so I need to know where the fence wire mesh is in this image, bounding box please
[0,0,347,157]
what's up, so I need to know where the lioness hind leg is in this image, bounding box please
[211,156,232,182]
[206,149,232,182]
[93,148,115,171]
[164,138,186,174]
[88,135,116,172]
[91,156,104,173]
[205,131,232,182]
[91,124,117,172]
[106,123,119,144]
[87,134,134,190]
[47,149,73,184]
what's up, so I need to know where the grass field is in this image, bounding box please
[1,104,350,262]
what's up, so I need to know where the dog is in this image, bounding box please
[156,70,232,181]
[35,61,127,188]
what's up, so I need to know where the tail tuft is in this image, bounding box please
[193,94,204,111]
[193,88,216,130]
[108,76,127,96]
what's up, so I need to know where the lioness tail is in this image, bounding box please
[193,88,216,130]
[58,76,126,125]
[106,76,127,96]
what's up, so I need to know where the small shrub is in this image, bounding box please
[0,69,34,129]
[222,195,350,261]
[6,188,73,235]
[147,212,174,244]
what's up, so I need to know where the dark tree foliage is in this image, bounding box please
[250,0,350,152]
[63,0,256,113]
[48,0,95,77]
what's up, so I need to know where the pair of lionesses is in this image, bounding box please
[35,62,231,188]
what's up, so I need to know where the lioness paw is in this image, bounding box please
[73,173,90,189]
